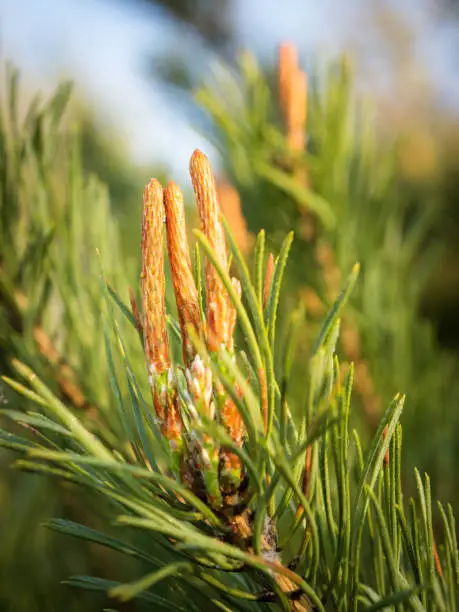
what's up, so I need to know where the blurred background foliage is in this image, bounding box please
[0,69,143,610]
[2,0,459,609]
[115,0,459,345]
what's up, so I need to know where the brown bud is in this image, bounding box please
[221,395,243,447]
[433,540,443,578]
[287,67,307,153]
[164,181,202,366]
[263,253,275,310]
[278,42,307,153]
[217,180,253,255]
[141,179,170,375]
[190,150,231,352]
[279,43,298,118]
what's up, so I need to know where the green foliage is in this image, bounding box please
[2,230,458,610]
[0,66,141,610]
[1,53,459,611]
[195,52,459,503]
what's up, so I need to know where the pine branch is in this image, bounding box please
[1,56,458,612]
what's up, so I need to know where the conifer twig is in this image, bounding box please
[189,150,245,497]
[279,43,382,432]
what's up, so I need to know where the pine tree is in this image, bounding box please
[1,49,459,610]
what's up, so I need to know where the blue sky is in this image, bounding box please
[1,0,458,182]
